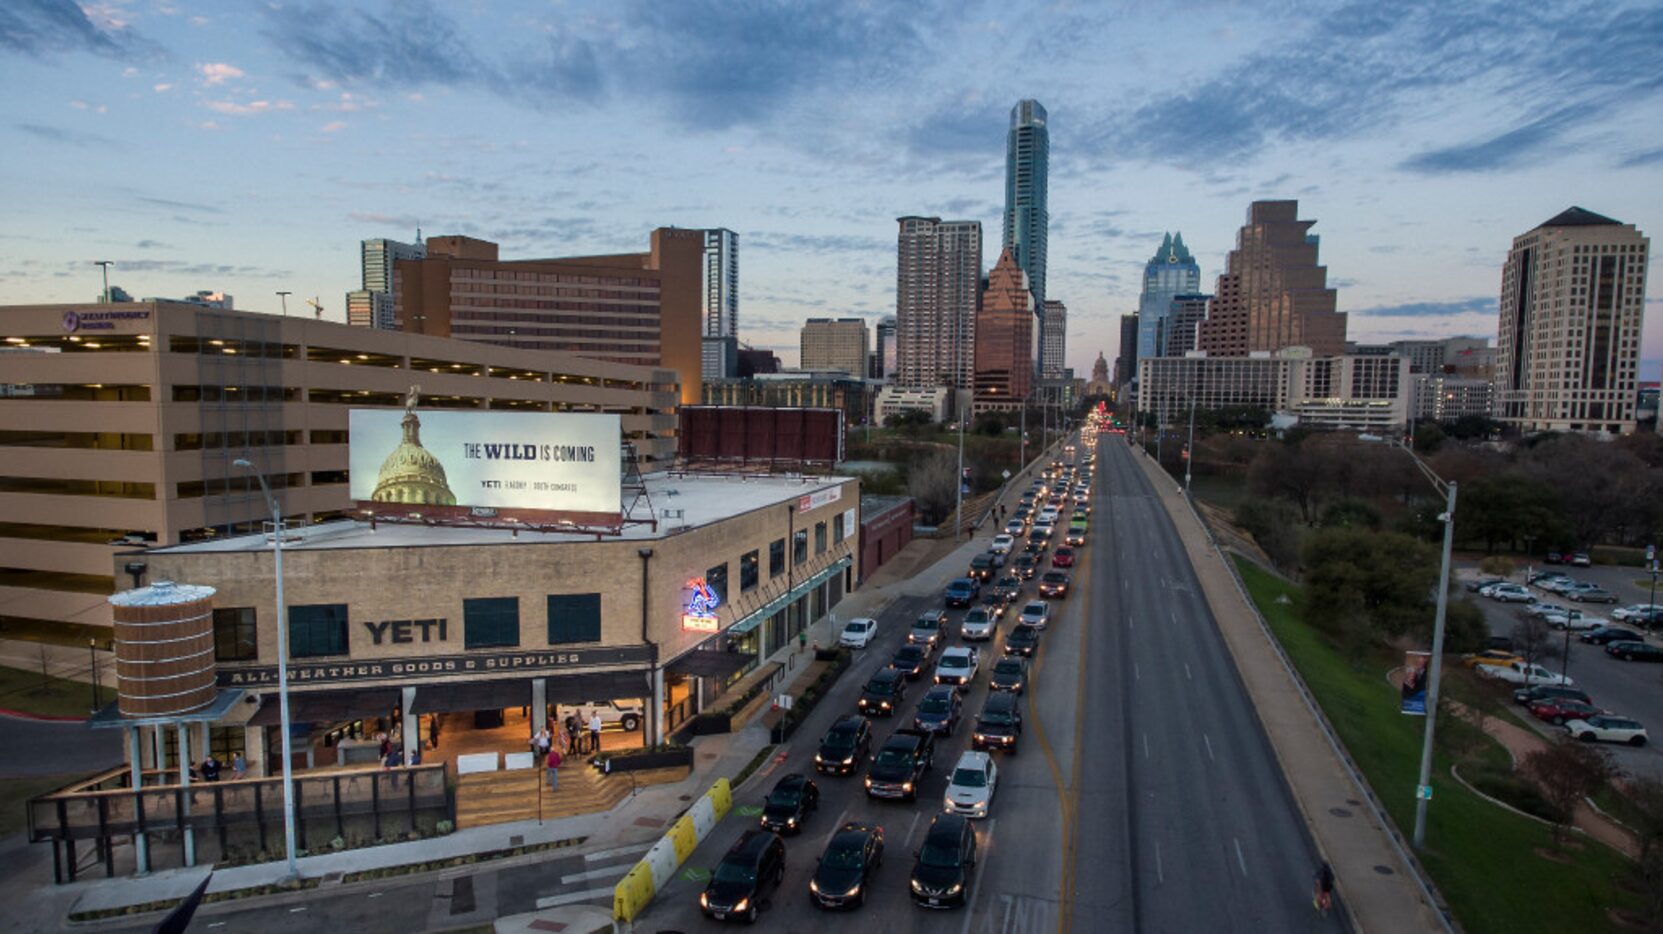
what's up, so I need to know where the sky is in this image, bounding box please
[3,0,1663,378]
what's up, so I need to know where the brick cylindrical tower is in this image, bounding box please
[108,580,218,717]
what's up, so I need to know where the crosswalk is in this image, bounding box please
[528,841,652,910]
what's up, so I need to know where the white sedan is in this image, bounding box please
[838,618,878,649]
[960,608,998,642]
[1004,519,1026,536]
[1613,604,1663,623]
[1476,661,1572,686]
[943,750,998,818]
[1018,600,1052,630]
[990,534,1015,555]
[1565,715,1648,747]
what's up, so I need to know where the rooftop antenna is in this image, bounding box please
[415,222,422,244]
[306,296,324,320]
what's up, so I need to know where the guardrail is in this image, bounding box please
[612,777,733,922]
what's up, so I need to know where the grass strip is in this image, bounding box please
[0,663,99,719]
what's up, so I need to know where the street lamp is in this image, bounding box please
[275,291,291,317]
[232,458,300,882]
[94,260,113,302]
[1184,394,1198,496]
[1376,439,1458,850]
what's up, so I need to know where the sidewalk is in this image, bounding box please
[1129,448,1452,933]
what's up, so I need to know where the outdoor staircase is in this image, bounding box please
[454,759,633,829]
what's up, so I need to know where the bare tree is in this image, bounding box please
[1511,616,1561,670]
[907,448,959,526]
[1523,737,1614,848]
[1625,776,1663,925]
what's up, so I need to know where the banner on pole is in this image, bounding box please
[1401,651,1430,716]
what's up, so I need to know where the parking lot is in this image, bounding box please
[1465,559,1663,779]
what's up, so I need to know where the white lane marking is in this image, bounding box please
[289,907,307,913]
[560,863,632,885]
[1155,841,1165,884]
[959,818,996,934]
[1142,733,1150,760]
[903,810,924,849]
[822,806,852,850]
[1128,617,1134,630]
[366,892,383,898]
[1133,662,1140,681]
[1184,663,1192,680]
[1234,837,1249,877]
[535,885,617,909]
[583,842,652,863]
[207,924,226,929]
[1203,734,1215,762]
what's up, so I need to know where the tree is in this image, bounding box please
[973,412,1008,437]
[1511,616,1561,671]
[1234,499,1301,572]
[884,408,933,431]
[1301,528,1438,643]
[906,448,959,525]
[1413,422,1446,453]
[1520,434,1654,547]
[1478,555,1517,579]
[1445,414,1501,440]
[1439,599,1489,655]
[1319,498,1382,530]
[1523,737,1614,849]
[1248,438,1330,524]
[1623,776,1663,926]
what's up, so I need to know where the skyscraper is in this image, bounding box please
[349,237,425,329]
[1040,299,1067,380]
[1163,294,1212,358]
[1135,233,1201,359]
[1496,207,1649,435]
[874,316,897,379]
[1195,200,1346,357]
[895,216,983,390]
[702,229,739,381]
[1114,314,1139,385]
[973,248,1036,411]
[1003,100,1049,366]
[800,318,870,377]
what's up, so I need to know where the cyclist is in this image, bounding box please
[1313,862,1335,915]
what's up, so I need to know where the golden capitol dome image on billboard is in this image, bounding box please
[370,387,458,506]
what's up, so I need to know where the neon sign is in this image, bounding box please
[682,576,721,632]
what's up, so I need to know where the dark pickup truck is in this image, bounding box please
[863,728,936,801]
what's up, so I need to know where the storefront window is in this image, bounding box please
[815,521,827,555]
[793,529,808,565]
[464,597,520,649]
[547,593,601,644]
[289,604,348,658]
[740,550,759,592]
[769,539,785,577]
[706,562,728,605]
[213,606,257,661]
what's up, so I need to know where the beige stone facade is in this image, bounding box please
[799,318,870,378]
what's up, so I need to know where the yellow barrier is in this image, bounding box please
[708,776,733,818]
[613,862,656,922]
[669,813,698,862]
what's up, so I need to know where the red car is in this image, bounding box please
[1051,547,1076,569]
[1529,698,1604,726]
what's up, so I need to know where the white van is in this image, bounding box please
[558,699,645,733]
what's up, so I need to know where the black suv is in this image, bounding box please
[889,644,928,680]
[909,812,977,909]
[1004,624,1040,657]
[701,830,785,923]
[809,822,884,910]
[859,667,908,716]
[968,554,997,582]
[865,728,935,800]
[988,656,1028,694]
[816,715,873,775]
[972,691,1023,753]
[759,773,819,834]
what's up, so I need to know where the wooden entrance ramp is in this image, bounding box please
[454,761,690,829]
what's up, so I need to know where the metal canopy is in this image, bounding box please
[248,688,402,727]
[85,688,246,730]
[665,650,757,679]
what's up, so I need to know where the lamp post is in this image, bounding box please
[1378,439,1458,850]
[956,387,966,542]
[232,458,300,882]
[275,291,291,317]
[88,638,101,711]
[1184,394,1197,496]
[94,261,113,302]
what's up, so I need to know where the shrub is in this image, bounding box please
[1468,766,1567,824]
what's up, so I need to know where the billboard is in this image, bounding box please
[349,409,621,520]
[677,406,845,468]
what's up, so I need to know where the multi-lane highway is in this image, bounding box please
[634,430,1342,932]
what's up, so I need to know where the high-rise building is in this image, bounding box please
[392,229,706,404]
[1039,299,1067,380]
[1196,200,1346,357]
[1412,375,1496,422]
[702,229,739,381]
[350,237,425,330]
[1136,233,1201,359]
[1139,349,1408,432]
[895,216,983,390]
[1496,207,1649,434]
[1003,100,1050,366]
[737,347,781,377]
[799,318,870,377]
[1163,294,1212,358]
[874,316,897,380]
[973,249,1036,411]
[1114,314,1139,385]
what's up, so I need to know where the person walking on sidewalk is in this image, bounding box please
[565,713,581,752]
[546,746,562,792]
[588,711,603,755]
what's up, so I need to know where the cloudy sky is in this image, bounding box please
[4,0,1662,377]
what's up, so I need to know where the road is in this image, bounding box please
[630,432,1338,933]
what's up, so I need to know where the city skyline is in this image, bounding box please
[3,0,1662,378]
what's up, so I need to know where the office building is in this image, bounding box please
[702,336,738,384]
[737,348,780,377]
[1004,100,1050,366]
[1196,200,1346,357]
[973,249,1036,412]
[1040,299,1067,380]
[1114,314,1139,386]
[703,371,874,428]
[875,385,950,423]
[0,301,679,646]
[1163,294,1211,358]
[1496,207,1649,434]
[702,229,739,381]
[873,316,897,380]
[799,318,871,377]
[1138,348,1408,432]
[392,229,706,405]
[1135,233,1202,359]
[1412,375,1496,422]
[895,216,982,391]
[349,238,425,331]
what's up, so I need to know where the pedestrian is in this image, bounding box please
[409,746,422,766]
[231,752,247,781]
[797,630,807,654]
[383,748,402,770]
[428,715,440,749]
[546,746,562,792]
[379,735,392,759]
[588,710,602,755]
[535,729,551,764]
[201,754,221,782]
[565,713,581,752]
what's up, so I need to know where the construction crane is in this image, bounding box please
[306,296,324,320]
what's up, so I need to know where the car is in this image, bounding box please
[1634,608,1663,630]
[968,554,997,582]
[1524,601,1570,618]
[1018,600,1052,629]
[815,715,873,775]
[1570,552,1593,567]
[889,644,928,680]
[1606,641,1663,662]
[1485,583,1535,603]
[943,750,999,818]
[945,578,980,609]
[1545,551,1565,565]
[1529,698,1606,726]
[865,729,935,800]
[759,773,820,834]
[1460,649,1524,669]
[935,646,980,687]
[1542,608,1606,631]
[838,617,878,649]
[1467,576,1508,593]
[1013,555,1039,580]
[1064,526,1087,547]
[1613,604,1663,623]
[858,668,909,716]
[701,830,786,923]
[1538,577,1580,595]
[809,822,884,910]
[971,690,1023,752]
[992,575,1023,604]
[913,684,964,735]
[1528,570,1565,585]
[988,656,1028,694]
[562,698,647,734]
[1004,623,1041,657]
[1566,715,1648,746]
[1004,519,1026,536]
[1476,661,1573,686]
[909,812,978,909]
[960,608,997,641]
[1567,585,1619,604]
[978,588,1009,616]
[1513,684,1593,706]
[990,534,1015,555]
[1580,626,1645,645]
[1028,525,1053,542]
[1051,547,1076,568]
[985,550,1008,569]
[1022,539,1046,556]
[909,610,948,650]
[1037,571,1071,598]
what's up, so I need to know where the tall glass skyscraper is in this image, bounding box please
[701,228,739,381]
[1135,232,1201,359]
[1003,100,1049,367]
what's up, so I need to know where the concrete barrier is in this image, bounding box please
[611,778,735,921]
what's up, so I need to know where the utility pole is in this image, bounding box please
[1184,394,1197,496]
[94,261,113,302]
